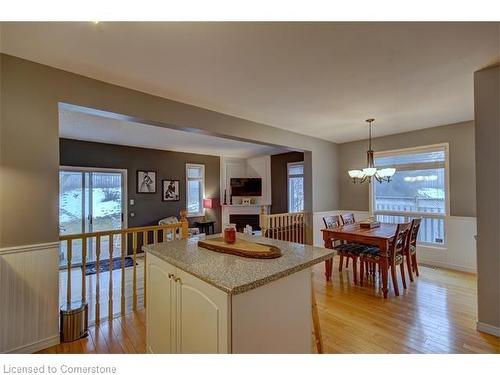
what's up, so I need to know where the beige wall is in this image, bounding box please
[338,121,476,217]
[0,53,339,248]
[474,64,500,333]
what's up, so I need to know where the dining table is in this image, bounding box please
[322,222,398,299]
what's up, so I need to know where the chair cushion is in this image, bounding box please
[334,243,373,255]
[360,247,403,263]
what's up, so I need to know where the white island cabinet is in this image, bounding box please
[144,234,334,354]
[146,254,229,354]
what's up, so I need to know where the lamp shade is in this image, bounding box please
[203,198,219,209]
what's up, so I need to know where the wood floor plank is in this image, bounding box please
[96,321,125,354]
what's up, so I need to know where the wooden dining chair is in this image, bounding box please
[339,213,356,269]
[340,212,375,277]
[322,215,347,271]
[322,215,366,283]
[359,222,412,296]
[341,213,356,225]
[404,218,422,282]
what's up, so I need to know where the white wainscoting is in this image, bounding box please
[313,211,477,273]
[0,242,60,353]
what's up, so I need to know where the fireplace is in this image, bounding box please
[229,214,260,232]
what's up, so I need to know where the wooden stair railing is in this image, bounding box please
[259,207,323,353]
[259,207,305,244]
[60,210,189,324]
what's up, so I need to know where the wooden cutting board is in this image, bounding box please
[197,237,282,259]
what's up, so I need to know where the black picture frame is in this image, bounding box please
[162,179,180,202]
[136,170,157,194]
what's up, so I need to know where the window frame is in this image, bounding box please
[287,161,305,213]
[185,163,205,217]
[369,143,450,247]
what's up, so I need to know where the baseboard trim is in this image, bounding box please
[477,321,500,337]
[0,241,59,255]
[4,334,60,354]
[418,259,476,274]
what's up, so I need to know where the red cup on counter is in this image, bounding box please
[224,224,237,244]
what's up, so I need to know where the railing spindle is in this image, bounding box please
[286,215,291,241]
[132,232,138,311]
[120,232,126,316]
[66,239,72,305]
[108,234,114,320]
[95,235,101,324]
[81,237,87,302]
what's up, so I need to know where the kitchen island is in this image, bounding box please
[143,233,334,354]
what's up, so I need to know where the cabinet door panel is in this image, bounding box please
[176,269,229,353]
[146,255,176,353]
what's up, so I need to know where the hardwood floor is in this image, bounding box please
[312,260,500,354]
[40,257,499,354]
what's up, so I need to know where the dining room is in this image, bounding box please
[311,117,498,353]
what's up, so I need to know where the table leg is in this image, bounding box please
[324,259,333,281]
[323,236,334,282]
[380,242,389,298]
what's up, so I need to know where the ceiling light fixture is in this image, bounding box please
[348,118,396,184]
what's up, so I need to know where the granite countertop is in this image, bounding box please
[143,233,335,295]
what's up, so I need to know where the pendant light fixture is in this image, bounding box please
[348,119,396,183]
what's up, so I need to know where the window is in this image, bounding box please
[371,144,449,246]
[186,164,205,216]
[288,162,304,213]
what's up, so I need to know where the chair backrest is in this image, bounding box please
[323,215,341,229]
[391,222,412,259]
[409,218,422,247]
[341,213,355,225]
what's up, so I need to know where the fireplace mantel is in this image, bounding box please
[221,204,270,228]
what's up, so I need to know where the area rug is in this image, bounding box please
[84,256,136,276]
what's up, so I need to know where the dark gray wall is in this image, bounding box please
[338,121,476,217]
[270,152,304,214]
[60,139,222,233]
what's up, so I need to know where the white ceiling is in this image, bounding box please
[59,108,286,158]
[2,22,499,143]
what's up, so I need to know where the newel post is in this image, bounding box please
[259,206,267,235]
[180,209,189,239]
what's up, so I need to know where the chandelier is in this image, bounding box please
[348,119,396,183]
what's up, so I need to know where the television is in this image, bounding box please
[230,178,262,196]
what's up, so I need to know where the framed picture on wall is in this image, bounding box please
[162,179,180,201]
[137,170,156,193]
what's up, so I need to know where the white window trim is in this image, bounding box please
[369,143,450,247]
[287,161,304,213]
[186,163,205,217]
